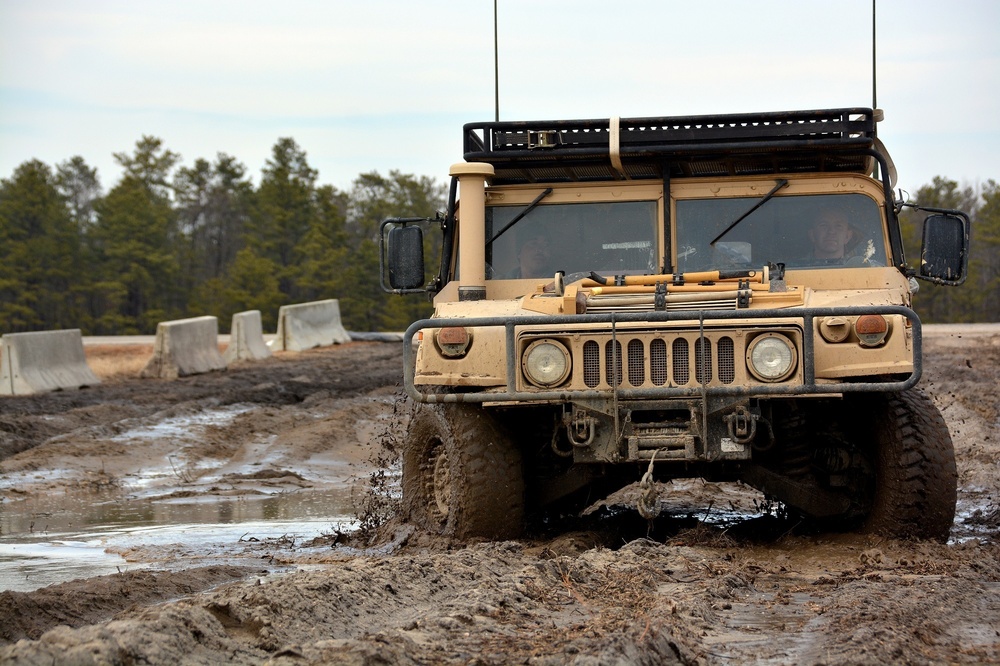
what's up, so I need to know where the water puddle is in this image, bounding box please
[952,491,999,543]
[0,488,357,593]
[110,404,256,443]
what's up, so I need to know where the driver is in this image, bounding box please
[807,207,855,261]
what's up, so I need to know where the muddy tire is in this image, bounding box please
[859,389,957,541]
[755,389,956,541]
[402,403,524,540]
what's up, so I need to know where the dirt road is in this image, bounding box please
[1,327,998,664]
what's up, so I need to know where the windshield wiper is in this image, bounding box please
[485,187,553,247]
[709,178,788,246]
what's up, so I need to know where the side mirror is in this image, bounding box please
[380,219,428,293]
[388,225,425,290]
[919,212,969,286]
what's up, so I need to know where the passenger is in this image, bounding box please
[506,226,552,278]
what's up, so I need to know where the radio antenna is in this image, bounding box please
[494,0,500,122]
[872,0,877,113]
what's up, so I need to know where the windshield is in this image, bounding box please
[486,200,658,279]
[675,193,888,272]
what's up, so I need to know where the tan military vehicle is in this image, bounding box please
[381,108,969,542]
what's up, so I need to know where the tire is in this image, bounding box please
[750,390,956,541]
[402,403,524,540]
[860,389,957,541]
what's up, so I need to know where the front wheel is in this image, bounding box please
[860,389,957,541]
[750,389,957,541]
[402,403,524,540]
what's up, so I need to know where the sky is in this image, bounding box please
[1,0,998,198]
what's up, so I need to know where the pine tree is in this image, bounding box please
[248,138,318,299]
[89,137,182,333]
[0,160,85,331]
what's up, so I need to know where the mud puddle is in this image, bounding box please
[0,487,358,592]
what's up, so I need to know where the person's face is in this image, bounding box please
[519,233,551,276]
[809,212,853,259]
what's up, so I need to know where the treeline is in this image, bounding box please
[899,177,1000,323]
[0,137,445,335]
[1,137,998,335]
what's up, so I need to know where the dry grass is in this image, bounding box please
[85,344,154,380]
[84,343,237,380]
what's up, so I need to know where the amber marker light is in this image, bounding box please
[854,314,889,347]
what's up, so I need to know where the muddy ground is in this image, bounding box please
[0,328,998,665]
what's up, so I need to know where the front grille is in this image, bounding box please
[570,333,743,389]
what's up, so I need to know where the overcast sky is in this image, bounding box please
[1,0,997,197]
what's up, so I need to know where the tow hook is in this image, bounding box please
[637,449,661,520]
[724,407,758,445]
[565,408,597,447]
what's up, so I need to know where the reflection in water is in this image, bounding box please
[0,488,356,593]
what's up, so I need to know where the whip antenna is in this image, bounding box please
[872,0,877,114]
[494,0,500,121]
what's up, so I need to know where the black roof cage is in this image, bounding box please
[463,108,877,185]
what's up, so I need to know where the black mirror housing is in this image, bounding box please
[388,225,425,290]
[919,212,969,286]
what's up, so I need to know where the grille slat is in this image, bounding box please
[719,337,735,384]
[650,339,667,385]
[673,339,690,384]
[695,337,712,383]
[627,339,645,386]
[605,341,623,387]
[583,340,600,388]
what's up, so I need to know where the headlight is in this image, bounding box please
[522,339,571,387]
[747,334,797,382]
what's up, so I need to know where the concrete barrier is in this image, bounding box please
[1,329,101,396]
[271,299,351,352]
[223,310,272,363]
[348,331,405,343]
[140,316,227,379]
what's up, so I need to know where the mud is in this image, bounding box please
[1,328,998,664]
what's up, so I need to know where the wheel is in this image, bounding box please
[859,389,957,541]
[748,389,956,541]
[402,403,524,540]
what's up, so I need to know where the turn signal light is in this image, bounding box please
[436,327,471,357]
[854,315,889,347]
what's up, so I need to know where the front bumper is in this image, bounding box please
[403,305,921,404]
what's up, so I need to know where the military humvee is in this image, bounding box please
[381,108,969,542]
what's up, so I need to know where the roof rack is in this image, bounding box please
[463,108,877,185]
